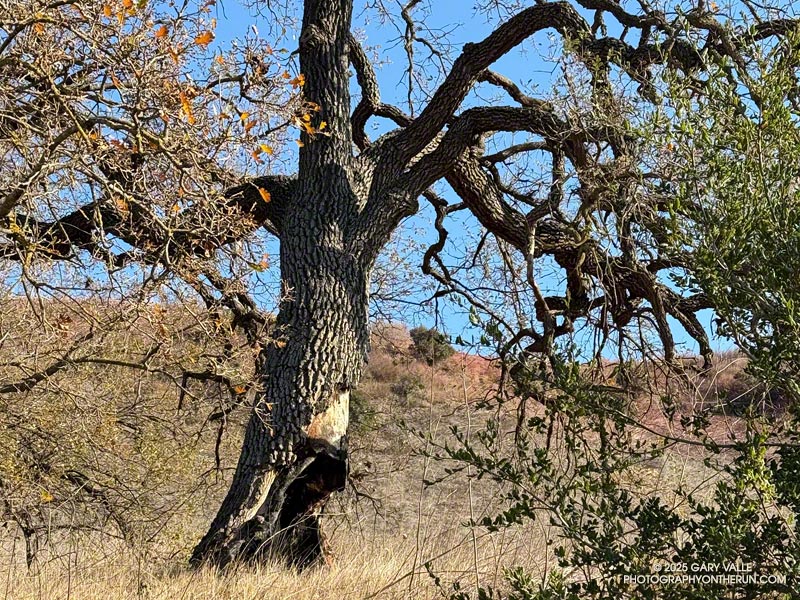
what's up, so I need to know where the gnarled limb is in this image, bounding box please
[348,35,413,150]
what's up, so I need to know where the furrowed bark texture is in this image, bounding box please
[190,237,369,568]
[191,0,383,569]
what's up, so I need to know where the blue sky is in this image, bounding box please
[207,0,731,357]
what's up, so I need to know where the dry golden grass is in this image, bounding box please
[2,524,549,600]
[4,542,426,600]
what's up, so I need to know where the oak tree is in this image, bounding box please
[3,0,799,569]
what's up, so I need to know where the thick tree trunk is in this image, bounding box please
[191,218,371,568]
[190,0,389,569]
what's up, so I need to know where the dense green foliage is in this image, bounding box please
[428,23,800,600]
[663,32,800,403]
[409,326,456,365]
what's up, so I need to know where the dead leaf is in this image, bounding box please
[179,91,195,125]
[194,31,214,47]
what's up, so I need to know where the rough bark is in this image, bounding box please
[190,188,377,567]
[4,0,799,575]
[190,0,378,569]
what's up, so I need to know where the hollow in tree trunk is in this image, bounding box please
[191,222,372,568]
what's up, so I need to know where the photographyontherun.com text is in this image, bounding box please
[618,562,787,586]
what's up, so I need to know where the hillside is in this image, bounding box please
[0,305,766,599]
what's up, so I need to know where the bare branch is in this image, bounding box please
[393,2,590,164]
[348,34,412,149]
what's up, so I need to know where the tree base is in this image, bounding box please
[191,447,347,570]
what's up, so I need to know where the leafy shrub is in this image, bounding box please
[409,326,455,365]
[426,40,800,598]
[429,351,800,599]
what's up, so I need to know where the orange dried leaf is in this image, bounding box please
[194,31,214,47]
[239,111,249,121]
[102,4,112,16]
[179,91,195,125]
[233,384,246,394]
[154,24,168,38]
[243,119,257,133]
[215,54,225,65]
[33,22,45,34]
[250,150,263,163]
[290,73,305,87]
[122,0,133,8]
[257,188,271,203]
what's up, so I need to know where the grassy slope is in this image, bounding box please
[1,319,761,599]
